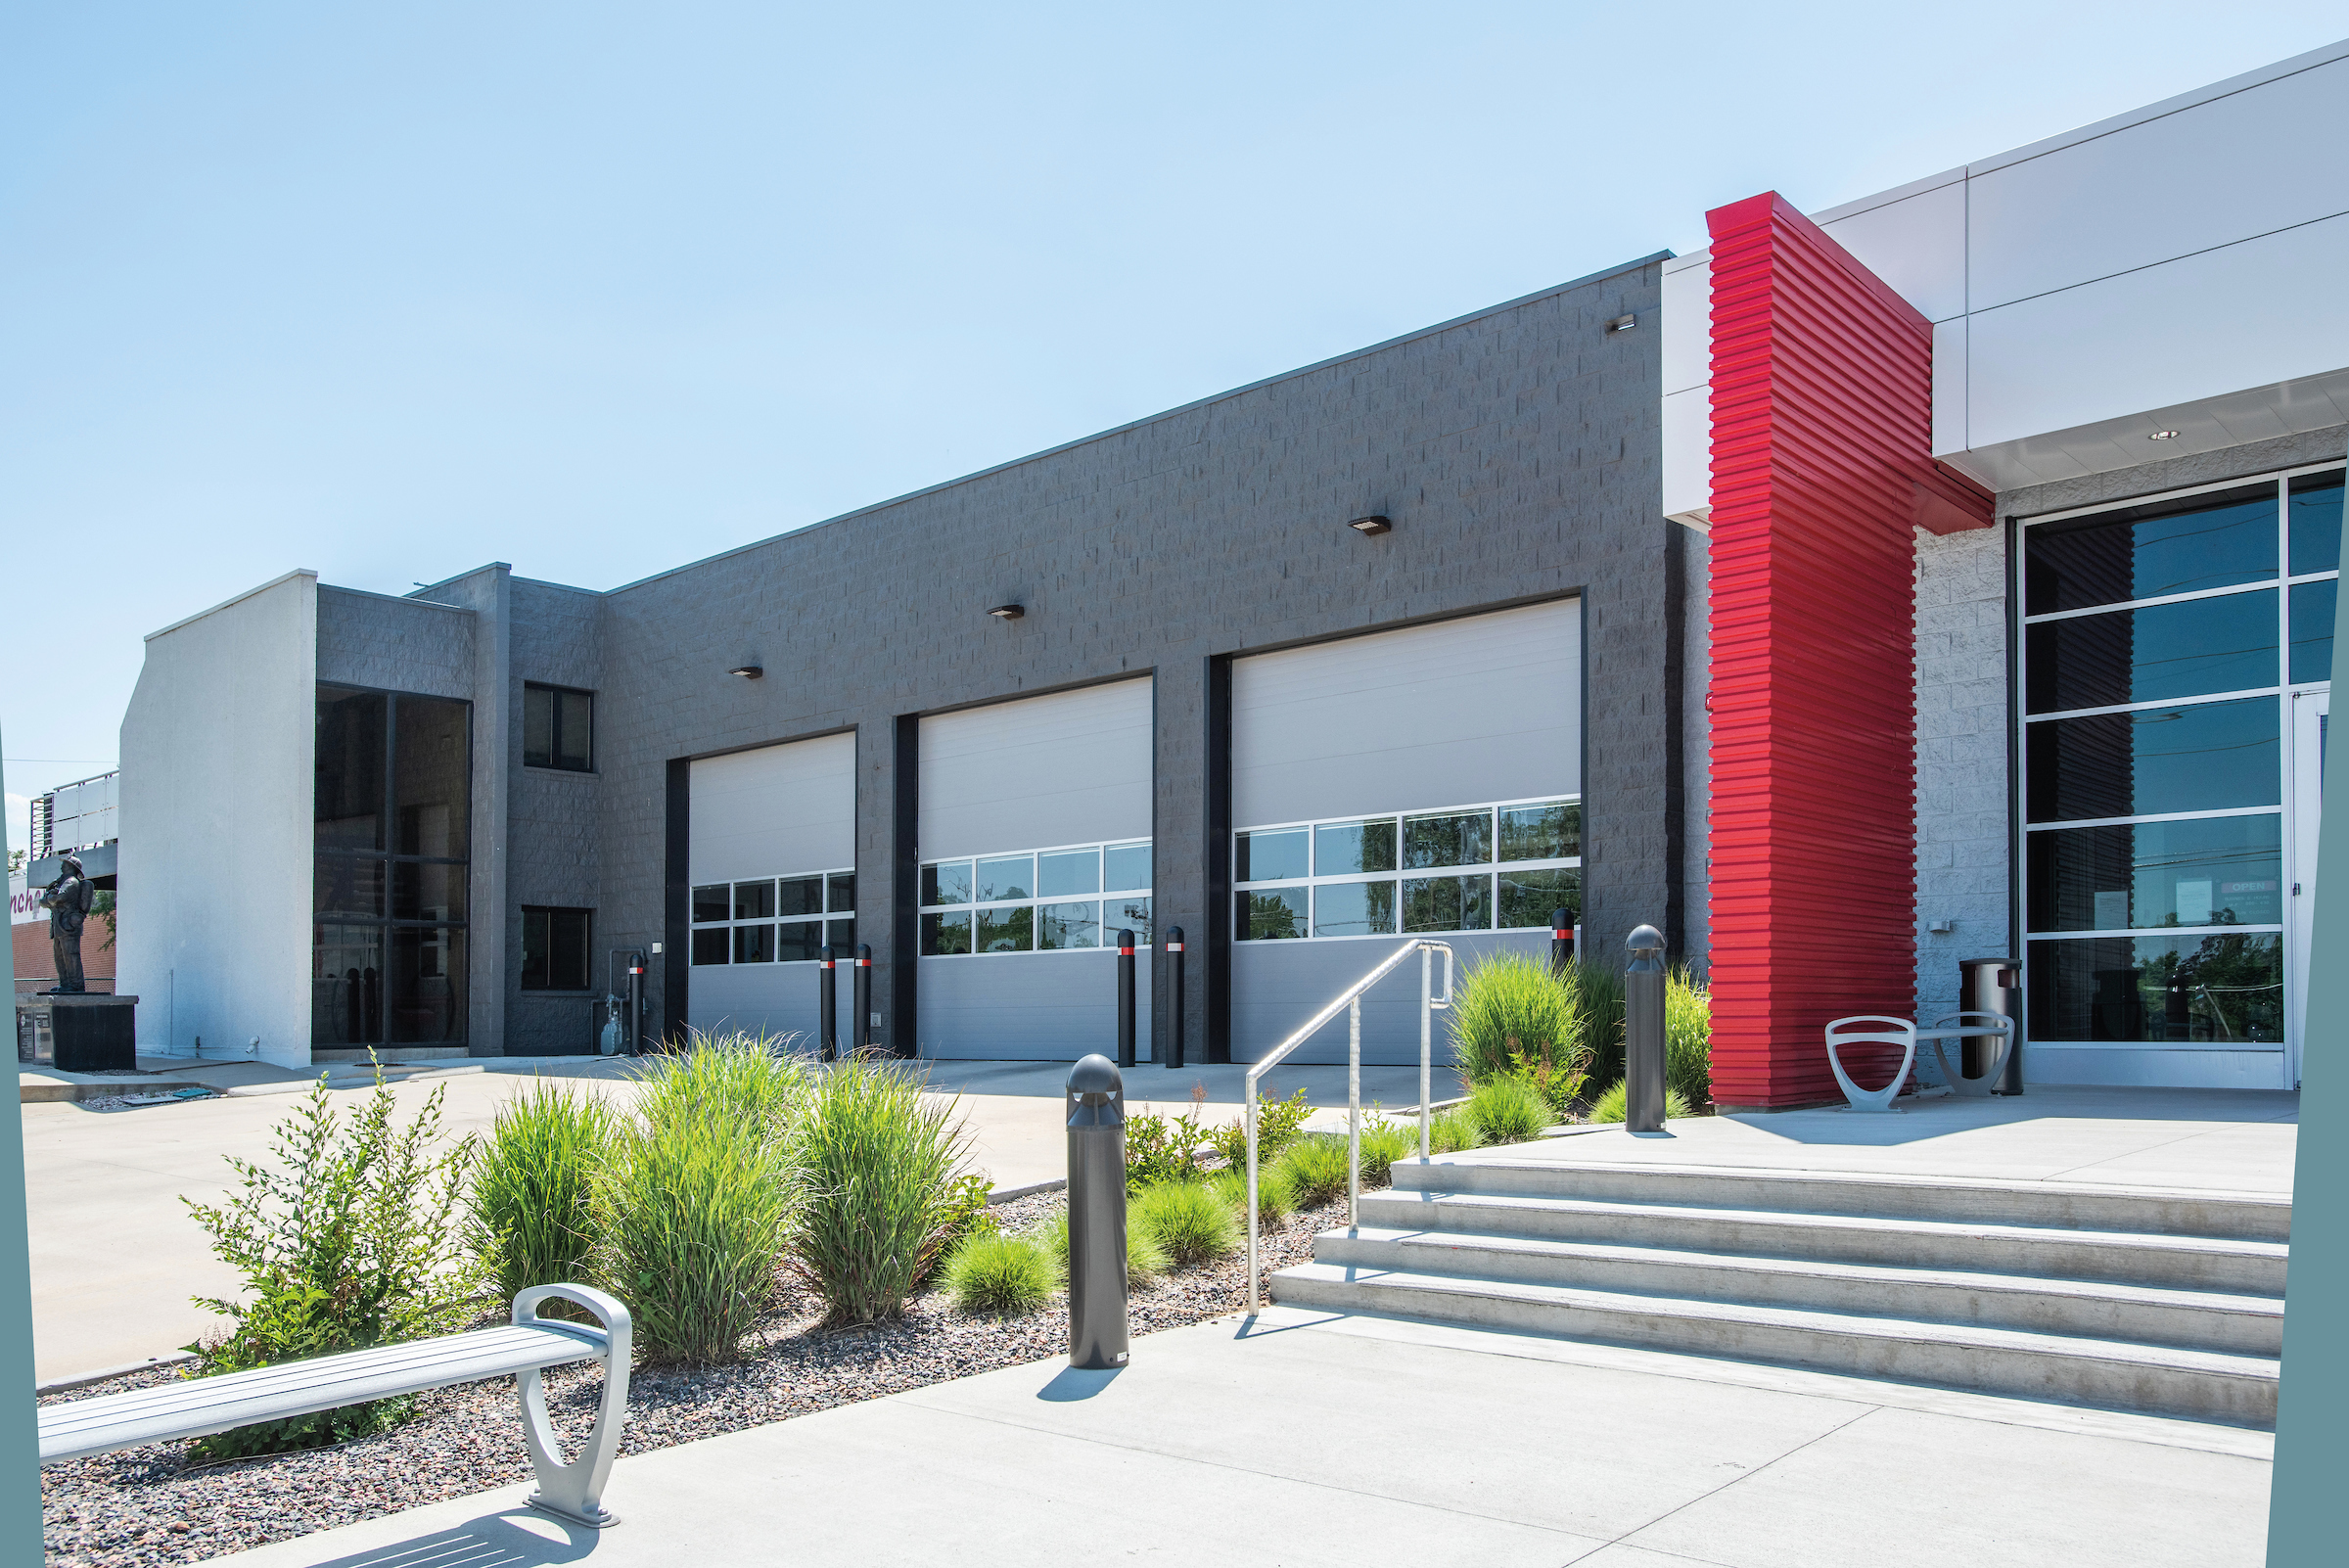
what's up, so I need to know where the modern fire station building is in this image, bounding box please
[119,40,2348,1102]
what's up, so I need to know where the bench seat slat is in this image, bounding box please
[38,1323,606,1462]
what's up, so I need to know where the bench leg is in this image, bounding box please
[514,1284,633,1529]
[1826,1034,1916,1113]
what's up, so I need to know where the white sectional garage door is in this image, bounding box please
[1231,600,1582,1064]
[687,732,856,1045]
[918,679,1154,1059]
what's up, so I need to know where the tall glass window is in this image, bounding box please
[2019,466,2339,1048]
[313,684,471,1046]
[1233,797,1580,942]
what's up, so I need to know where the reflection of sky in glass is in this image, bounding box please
[1104,843,1151,892]
[1404,811,1490,869]
[1236,829,1308,882]
[975,855,1034,902]
[1313,880,1396,937]
[1314,819,1396,875]
[1038,900,1100,949]
[1037,850,1099,898]
[923,860,972,905]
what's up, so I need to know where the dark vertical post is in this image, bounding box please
[1065,1055,1130,1370]
[625,950,646,1057]
[819,946,838,1062]
[1203,655,1233,1063]
[889,714,920,1057]
[1624,925,1666,1131]
[1550,906,1575,975]
[663,758,691,1048]
[853,944,874,1053]
[1116,930,1136,1068]
[1164,926,1185,1069]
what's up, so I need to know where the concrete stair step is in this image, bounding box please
[1268,1261,2279,1426]
[1313,1225,2282,1356]
[1390,1157,2291,1242]
[1356,1189,2287,1294]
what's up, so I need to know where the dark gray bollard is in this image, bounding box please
[852,943,873,1052]
[1065,1054,1130,1369]
[818,946,838,1063]
[1550,906,1575,975]
[1115,930,1137,1068]
[1164,926,1185,1070]
[1625,925,1667,1132]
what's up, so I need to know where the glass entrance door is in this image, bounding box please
[2290,688,2328,1086]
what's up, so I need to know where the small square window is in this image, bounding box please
[1238,887,1307,941]
[692,884,730,924]
[1038,849,1101,898]
[1405,811,1493,870]
[1314,819,1397,876]
[827,871,855,913]
[776,921,823,962]
[1039,900,1101,950]
[977,905,1034,952]
[691,927,732,965]
[1499,803,1581,862]
[1106,895,1152,946]
[922,861,972,905]
[734,880,777,920]
[777,875,822,918]
[1234,828,1308,883]
[523,683,594,772]
[1404,875,1492,934]
[827,917,856,952]
[521,906,593,991]
[1313,880,1397,938]
[733,925,776,963]
[922,911,973,955]
[1104,842,1151,892]
[1498,867,1580,929]
[975,854,1035,902]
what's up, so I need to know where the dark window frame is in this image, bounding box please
[521,905,595,992]
[524,682,596,772]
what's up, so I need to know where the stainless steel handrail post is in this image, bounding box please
[1418,946,1432,1161]
[1348,997,1361,1224]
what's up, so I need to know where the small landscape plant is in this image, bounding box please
[1209,1163,1294,1229]
[1355,1116,1416,1185]
[182,1070,481,1458]
[468,1080,615,1309]
[920,1172,1000,1287]
[1588,1081,1696,1123]
[789,1052,972,1325]
[1448,950,1580,1084]
[1278,1135,1353,1210]
[1130,1180,1239,1269]
[1207,1087,1312,1170]
[1427,1104,1485,1154]
[1564,957,1627,1087]
[1036,1208,1170,1285]
[1666,964,1714,1109]
[942,1231,1059,1315]
[1125,1106,1211,1190]
[1466,1074,1549,1146]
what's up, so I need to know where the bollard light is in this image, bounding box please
[1066,1055,1130,1369]
[1624,925,1667,1132]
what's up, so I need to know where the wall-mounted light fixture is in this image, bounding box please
[2148,430,2181,441]
[1347,515,1393,536]
[1605,313,1637,334]
[987,604,1026,621]
[728,665,764,679]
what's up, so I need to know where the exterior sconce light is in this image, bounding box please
[1347,515,1393,536]
[2148,430,2181,440]
[1606,314,1637,334]
[728,666,763,679]
[988,604,1026,621]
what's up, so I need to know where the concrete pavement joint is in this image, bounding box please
[1591,1405,1879,1560]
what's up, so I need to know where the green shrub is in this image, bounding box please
[1126,1107,1211,1189]
[1209,1164,1295,1229]
[1666,965,1714,1108]
[1130,1180,1239,1269]
[1035,1208,1169,1285]
[1449,951,1580,1084]
[920,1172,999,1288]
[1427,1105,1484,1153]
[1279,1136,1352,1209]
[788,1055,972,1325]
[942,1231,1059,1315]
[182,1072,482,1457]
[1588,1081,1696,1123]
[1466,1074,1548,1146]
[1564,958,1626,1087]
[1356,1117,1416,1185]
[1206,1087,1312,1170]
[634,1033,803,1140]
[468,1080,614,1309]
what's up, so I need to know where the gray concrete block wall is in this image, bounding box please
[505,576,609,1054]
[316,588,475,698]
[585,257,1672,1059]
[1678,526,1711,967]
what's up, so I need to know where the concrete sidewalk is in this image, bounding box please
[207,1307,2269,1568]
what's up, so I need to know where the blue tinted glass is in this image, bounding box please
[2291,579,2336,684]
[1313,880,1396,938]
[1314,819,1397,875]
[2026,814,2282,932]
[2028,933,2281,1044]
[1037,900,1101,950]
[1106,895,1151,945]
[2289,473,2343,576]
[1103,842,1151,892]
[2024,591,2277,713]
[2026,698,2280,822]
[1037,850,1100,898]
[1238,888,1306,940]
[2025,488,2277,614]
[974,855,1033,902]
[1235,829,1308,882]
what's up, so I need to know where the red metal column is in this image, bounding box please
[1705,192,1990,1109]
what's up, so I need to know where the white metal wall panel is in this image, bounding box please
[1231,600,1581,828]
[687,733,856,1043]
[919,954,1152,1062]
[918,679,1152,859]
[1233,930,1538,1067]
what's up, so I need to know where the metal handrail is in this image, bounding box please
[1244,938,1453,1310]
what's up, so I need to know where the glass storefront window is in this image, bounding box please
[2023,592,2277,713]
[2290,580,2336,684]
[2026,814,2282,932]
[2026,699,2280,822]
[2027,934,2282,1045]
[2024,485,2278,614]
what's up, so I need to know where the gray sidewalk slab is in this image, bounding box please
[203,1307,2271,1568]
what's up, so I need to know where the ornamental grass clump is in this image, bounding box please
[1355,1116,1416,1185]
[1565,958,1627,1087]
[182,1072,481,1458]
[1210,1163,1295,1228]
[1035,1208,1169,1285]
[1130,1180,1239,1269]
[1427,1104,1485,1153]
[595,1043,800,1364]
[1448,951,1580,1085]
[1589,1081,1696,1123]
[790,1053,972,1325]
[942,1231,1060,1315]
[1466,1074,1548,1146]
[468,1080,615,1309]
[1666,964,1714,1109]
[1278,1136,1353,1209]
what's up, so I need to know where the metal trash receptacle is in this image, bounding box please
[1959,957,2022,1095]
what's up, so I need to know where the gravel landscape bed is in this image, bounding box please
[40,1190,1347,1568]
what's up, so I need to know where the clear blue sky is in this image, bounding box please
[5,4,2345,851]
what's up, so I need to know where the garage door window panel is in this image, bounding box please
[1236,796,1579,941]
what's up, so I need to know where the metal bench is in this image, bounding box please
[1824,1012,2013,1112]
[38,1284,631,1528]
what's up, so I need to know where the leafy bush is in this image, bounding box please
[182,1073,481,1457]
[1035,1208,1169,1285]
[1427,1105,1484,1153]
[1466,1074,1548,1146]
[1355,1117,1416,1185]
[1563,957,1627,1087]
[1449,951,1580,1084]
[1130,1180,1239,1269]
[468,1080,614,1309]
[920,1172,999,1288]
[1126,1107,1211,1190]
[1209,1164,1294,1229]
[942,1231,1059,1315]
[789,1055,972,1325]
[595,1075,796,1366]
[1206,1087,1312,1170]
[1667,964,1714,1108]
[1278,1136,1352,1209]
[1588,1081,1696,1123]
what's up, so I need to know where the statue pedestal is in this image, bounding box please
[15,994,140,1073]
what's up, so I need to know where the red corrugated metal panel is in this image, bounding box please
[1704,191,1993,1108]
